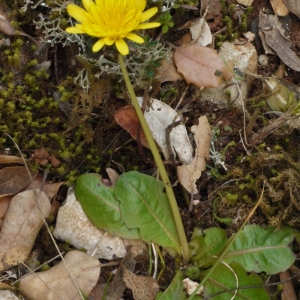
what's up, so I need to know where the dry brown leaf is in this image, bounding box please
[283,0,300,18]
[0,190,51,271]
[123,268,160,300]
[19,251,101,300]
[0,282,16,291]
[189,18,212,46]
[106,250,136,300]
[106,168,119,186]
[88,283,106,300]
[114,105,150,148]
[259,11,300,71]
[0,5,33,40]
[157,55,183,83]
[280,270,297,300]
[270,0,289,16]
[174,45,233,88]
[177,116,212,194]
[0,166,38,198]
[0,155,24,165]
[0,195,11,219]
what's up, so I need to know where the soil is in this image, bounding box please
[1,0,300,299]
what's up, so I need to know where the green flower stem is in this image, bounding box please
[118,54,189,262]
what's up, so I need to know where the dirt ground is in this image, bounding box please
[1,0,300,299]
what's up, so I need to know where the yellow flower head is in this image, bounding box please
[66,0,161,55]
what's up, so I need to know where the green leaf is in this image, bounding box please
[115,171,181,256]
[223,225,295,274]
[75,173,139,239]
[189,227,227,268]
[162,24,169,34]
[156,270,188,300]
[156,270,201,300]
[202,262,270,300]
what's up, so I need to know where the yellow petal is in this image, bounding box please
[67,4,91,23]
[65,26,85,34]
[134,0,146,12]
[140,7,158,22]
[82,0,95,13]
[92,39,105,52]
[136,22,161,30]
[126,33,144,44]
[82,24,98,37]
[104,37,115,46]
[115,39,129,55]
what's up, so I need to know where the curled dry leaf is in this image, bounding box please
[177,116,212,194]
[19,251,101,300]
[137,97,193,164]
[259,11,300,71]
[0,154,25,165]
[106,168,120,186]
[0,190,51,272]
[270,0,289,16]
[174,45,233,88]
[189,18,212,46]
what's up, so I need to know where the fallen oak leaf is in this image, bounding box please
[174,44,233,88]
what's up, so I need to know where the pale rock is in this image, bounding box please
[237,0,254,6]
[243,31,255,41]
[54,188,146,260]
[0,290,19,300]
[199,41,257,109]
[258,54,269,67]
